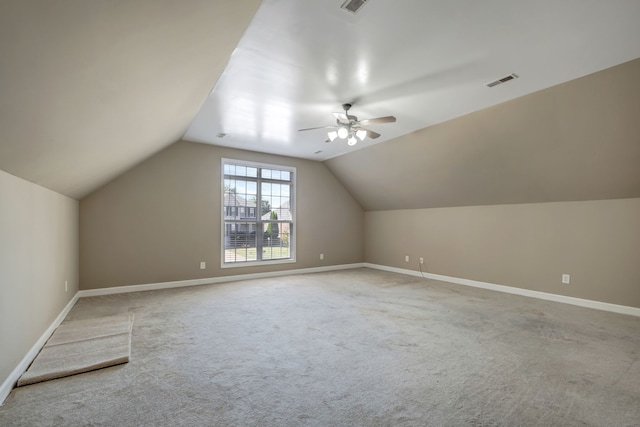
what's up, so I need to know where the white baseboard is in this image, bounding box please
[364,263,640,317]
[0,293,80,406]
[78,263,366,297]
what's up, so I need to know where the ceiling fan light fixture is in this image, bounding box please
[299,102,396,146]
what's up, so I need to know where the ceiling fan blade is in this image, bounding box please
[363,129,381,139]
[332,112,349,124]
[298,125,336,132]
[358,116,396,126]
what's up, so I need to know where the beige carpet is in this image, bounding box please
[17,314,133,387]
[2,269,639,426]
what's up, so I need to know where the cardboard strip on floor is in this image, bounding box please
[17,314,133,387]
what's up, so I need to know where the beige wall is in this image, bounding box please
[80,141,364,289]
[365,198,640,308]
[0,169,79,388]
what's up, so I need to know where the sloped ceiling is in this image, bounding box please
[1,0,639,209]
[0,0,260,199]
[184,0,640,164]
[325,58,640,211]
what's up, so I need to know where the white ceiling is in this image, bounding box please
[184,0,640,161]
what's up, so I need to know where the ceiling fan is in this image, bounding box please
[298,103,396,146]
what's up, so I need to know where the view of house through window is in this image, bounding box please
[222,159,294,266]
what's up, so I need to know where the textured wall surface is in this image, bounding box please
[0,170,78,389]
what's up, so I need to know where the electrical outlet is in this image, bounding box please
[419,257,424,264]
[65,280,68,292]
[200,262,206,270]
[405,255,409,263]
[562,274,570,284]
[320,253,324,260]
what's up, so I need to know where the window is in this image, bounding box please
[222,159,295,267]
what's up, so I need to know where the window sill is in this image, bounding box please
[220,258,296,269]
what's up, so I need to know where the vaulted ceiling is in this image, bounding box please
[185,0,640,164]
[0,0,260,199]
[325,58,640,210]
[1,0,639,204]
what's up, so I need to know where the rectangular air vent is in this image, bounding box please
[486,73,519,88]
[341,0,368,14]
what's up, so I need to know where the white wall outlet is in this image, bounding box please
[65,280,68,292]
[320,253,324,260]
[405,255,409,262]
[200,262,206,270]
[419,257,424,264]
[562,274,570,284]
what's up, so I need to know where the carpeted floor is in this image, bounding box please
[1,268,639,426]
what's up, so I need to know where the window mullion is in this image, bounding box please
[256,170,263,261]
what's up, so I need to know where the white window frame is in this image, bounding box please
[221,158,296,268]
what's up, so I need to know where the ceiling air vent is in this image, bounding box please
[486,73,519,88]
[340,0,368,14]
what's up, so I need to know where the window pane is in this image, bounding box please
[226,165,258,178]
[262,182,271,197]
[261,168,290,181]
[223,160,294,266]
[262,221,291,260]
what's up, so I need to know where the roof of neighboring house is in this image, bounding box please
[262,202,292,221]
[224,193,256,208]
